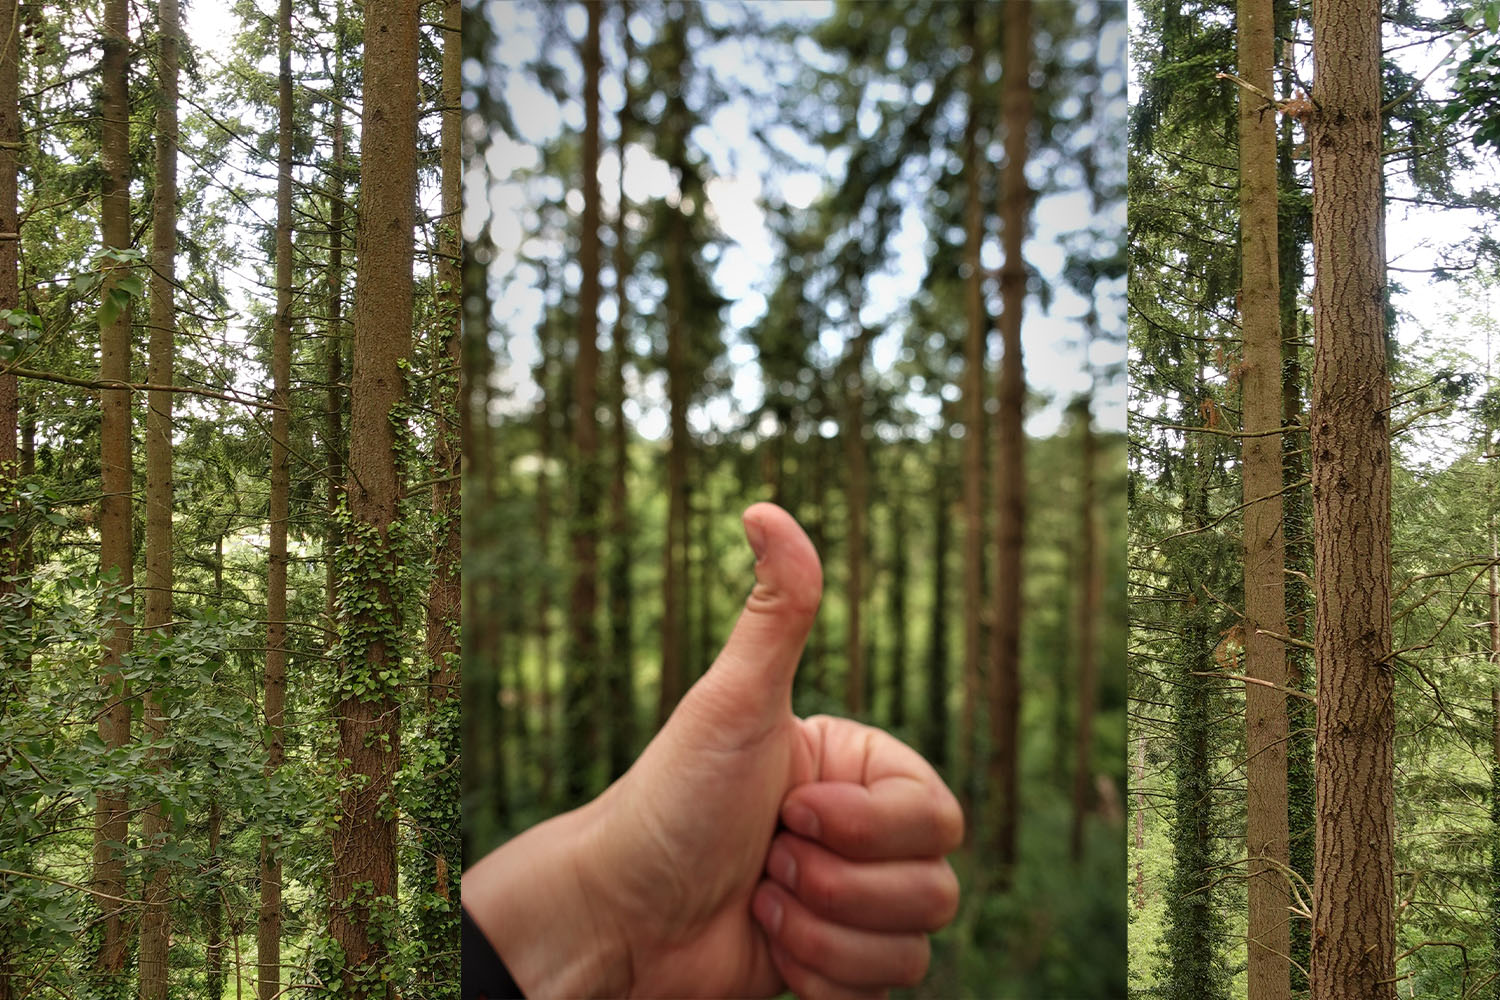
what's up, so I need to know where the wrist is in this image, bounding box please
[462,795,633,998]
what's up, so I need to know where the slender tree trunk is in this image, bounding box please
[925,425,952,771]
[1276,31,1314,986]
[139,0,181,993]
[843,324,875,715]
[326,0,347,637]
[1238,0,1291,992]
[94,0,134,974]
[0,0,17,605]
[207,796,224,1000]
[989,0,1031,883]
[332,0,417,993]
[606,0,636,779]
[565,0,604,805]
[959,0,986,823]
[1308,1,1395,994]
[535,303,556,807]
[1134,734,1147,909]
[1069,393,1100,863]
[411,0,463,987]
[657,17,691,724]
[259,1,294,992]
[889,464,908,730]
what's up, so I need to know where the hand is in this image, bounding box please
[463,502,963,999]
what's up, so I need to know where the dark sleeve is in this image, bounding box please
[463,906,525,1000]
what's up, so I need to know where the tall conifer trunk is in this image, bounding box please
[1238,0,1291,991]
[958,0,988,825]
[989,0,1031,882]
[566,0,603,803]
[606,0,636,778]
[1308,0,1395,994]
[259,0,294,992]
[332,0,417,992]
[0,0,16,603]
[94,0,134,974]
[139,0,181,993]
[1069,392,1100,863]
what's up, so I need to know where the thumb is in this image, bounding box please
[679,502,822,733]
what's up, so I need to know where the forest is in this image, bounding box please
[462,0,1128,996]
[0,1,460,998]
[1129,0,1500,998]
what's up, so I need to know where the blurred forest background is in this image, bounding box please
[0,1,459,997]
[462,0,1127,996]
[1129,0,1500,997]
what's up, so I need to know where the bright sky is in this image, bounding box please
[471,0,1127,442]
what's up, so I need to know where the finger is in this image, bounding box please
[753,880,931,990]
[766,832,960,933]
[680,503,822,733]
[781,777,964,861]
[768,942,888,1000]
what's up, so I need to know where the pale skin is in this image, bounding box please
[463,502,964,999]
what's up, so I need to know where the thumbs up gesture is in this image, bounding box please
[464,503,963,999]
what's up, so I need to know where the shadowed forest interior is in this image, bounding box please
[462,1,1128,996]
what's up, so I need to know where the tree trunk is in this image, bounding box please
[412,0,462,987]
[989,0,1030,884]
[332,0,417,993]
[207,796,224,1000]
[1069,393,1100,863]
[606,0,636,780]
[93,0,134,974]
[959,0,986,823]
[657,18,691,725]
[925,424,952,771]
[258,1,294,994]
[842,324,876,715]
[0,0,17,604]
[139,0,180,993]
[1134,734,1147,909]
[1238,0,1291,991]
[326,0,347,641]
[889,464,908,730]
[1308,0,1395,994]
[565,0,603,805]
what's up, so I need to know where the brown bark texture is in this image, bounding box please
[959,0,986,823]
[989,0,1030,882]
[259,0,294,991]
[332,0,417,993]
[1237,0,1292,993]
[1308,0,1396,995]
[93,0,133,974]
[139,0,181,993]
[0,0,17,600]
[606,0,636,779]
[1069,394,1100,863]
[565,0,603,802]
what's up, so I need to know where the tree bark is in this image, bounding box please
[332,0,417,993]
[959,0,986,823]
[566,0,604,804]
[259,0,294,993]
[606,0,636,780]
[139,0,181,993]
[1238,0,1291,992]
[924,424,952,771]
[1069,393,1100,863]
[0,0,17,604]
[93,0,134,974]
[1308,0,1395,994]
[842,323,876,715]
[989,0,1030,884]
